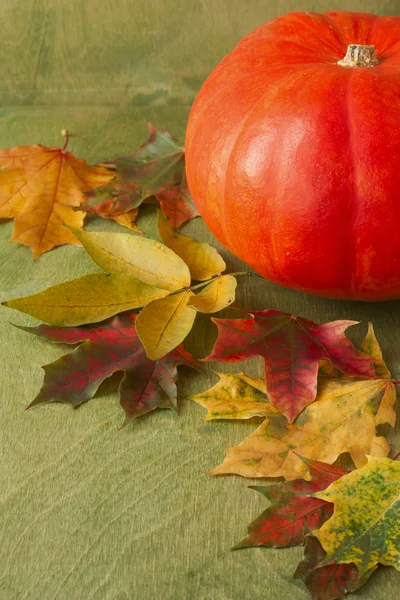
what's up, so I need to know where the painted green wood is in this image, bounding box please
[1,1,400,599]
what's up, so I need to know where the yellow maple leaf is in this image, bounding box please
[0,143,113,258]
[210,324,396,480]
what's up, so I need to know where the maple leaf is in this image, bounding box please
[189,372,279,420]
[294,536,375,600]
[81,125,198,228]
[234,459,346,549]
[313,456,400,577]
[156,183,199,228]
[210,327,396,480]
[205,310,375,422]
[0,142,113,258]
[16,313,198,425]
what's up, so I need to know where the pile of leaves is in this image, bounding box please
[1,126,400,600]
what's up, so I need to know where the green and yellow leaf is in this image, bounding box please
[68,227,190,292]
[190,372,280,420]
[3,273,169,326]
[136,290,196,360]
[157,210,225,281]
[189,275,237,313]
[313,456,400,576]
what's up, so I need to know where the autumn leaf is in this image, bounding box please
[157,210,226,281]
[81,125,198,228]
[0,142,113,258]
[189,275,237,313]
[205,310,375,422]
[136,291,196,360]
[3,273,169,326]
[313,456,400,576]
[210,328,396,480]
[110,208,141,232]
[68,227,191,291]
[189,372,279,420]
[17,313,198,425]
[294,536,375,600]
[234,460,346,549]
[156,183,199,228]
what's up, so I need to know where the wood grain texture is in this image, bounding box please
[1,1,400,598]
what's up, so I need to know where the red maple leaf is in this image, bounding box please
[294,536,375,600]
[205,310,374,422]
[234,459,346,549]
[16,313,198,426]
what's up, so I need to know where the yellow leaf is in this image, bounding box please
[136,290,196,360]
[68,227,190,292]
[210,376,396,480]
[190,372,280,420]
[0,144,113,258]
[157,210,225,280]
[313,457,400,575]
[110,208,141,232]
[3,273,169,326]
[360,322,391,379]
[189,275,237,313]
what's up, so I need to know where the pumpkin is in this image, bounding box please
[185,11,400,301]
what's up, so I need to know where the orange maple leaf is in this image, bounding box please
[0,142,113,258]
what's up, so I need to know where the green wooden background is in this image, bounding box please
[1,1,400,598]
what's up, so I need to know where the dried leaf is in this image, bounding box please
[234,460,346,549]
[19,313,198,425]
[189,275,237,313]
[136,290,197,360]
[0,144,113,258]
[68,227,190,292]
[157,210,225,281]
[3,273,169,326]
[189,372,278,420]
[313,456,400,576]
[294,536,375,600]
[206,311,375,422]
[156,184,199,228]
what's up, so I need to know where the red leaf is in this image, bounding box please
[294,536,375,600]
[234,459,346,549]
[156,184,199,228]
[19,313,198,425]
[205,310,374,422]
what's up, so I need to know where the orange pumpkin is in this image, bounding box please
[185,11,400,301]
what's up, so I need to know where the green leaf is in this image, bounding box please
[189,275,237,313]
[3,273,169,326]
[136,290,196,360]
[157,210,225,281]
[313,456,400,576]
[69,227,190,292]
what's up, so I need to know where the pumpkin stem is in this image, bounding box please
[338,44,379,68]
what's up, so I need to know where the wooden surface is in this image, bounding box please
[1,1,400,599]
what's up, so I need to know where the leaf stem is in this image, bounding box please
[61,129,70,151]
[393,451,400,461]
[169,271,265,297]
